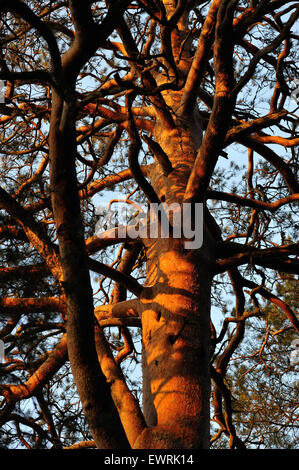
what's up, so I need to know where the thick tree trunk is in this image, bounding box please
[49,91,130,449]
[135,240,212,449]
[134,116,214,448]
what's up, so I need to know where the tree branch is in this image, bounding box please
[0,296,65,315]
[238,136,299,194]
[94,323,146,448]
[82,164,154,200]
[183,0,237,203]
[62,0,130,83]
[179,0,221,116]
[142,134,173,176]
[215,243,299,274]
[241,277,299,334]
[88,257,143,298]
[126,93,161,204]
[0,334,68,402]
[224,110,288,146]
[233,6,299,96]
[94,299,142,324]
[207,190,299,212]
[0,0,62,79]
[0,263,49,281]
[0,186,62,280]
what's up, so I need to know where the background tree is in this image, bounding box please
[211,276,298,448]
[0,0,298,449]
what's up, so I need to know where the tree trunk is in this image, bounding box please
[49,91,130,449]
[135,240,212,449]
[134,119,214,448]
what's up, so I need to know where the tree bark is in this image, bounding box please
[49,90,130,449]
[134,108,214,448]
[135,240,213,449]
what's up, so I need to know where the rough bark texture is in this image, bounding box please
[137,242,212,448]
[1,0,298,451]
[135,109,213,448]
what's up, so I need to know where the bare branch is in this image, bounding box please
[207,190,299,212]
[0,334,67,402]
[183,0,237,203]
